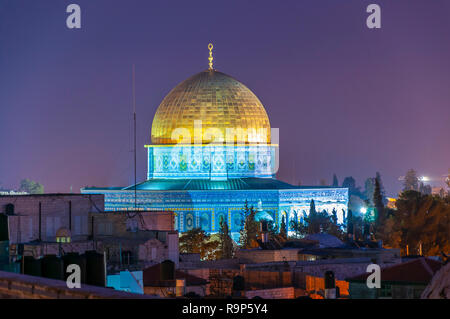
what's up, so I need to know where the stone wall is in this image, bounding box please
[245,287,296,299]
[144,285,205,298]
[295,258,383,280]
[244,270,292,289]
[0,270,151,299]
[235,249,300,263]
[91,211,174,236]
[304,275,349,296]
[90,211,178,266]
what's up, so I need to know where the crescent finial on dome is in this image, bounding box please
[208,43,214,70]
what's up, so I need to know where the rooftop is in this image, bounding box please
[303,233,344,248]
[143,263,208,287]
[347,257,442,284]
[82,178,345,192]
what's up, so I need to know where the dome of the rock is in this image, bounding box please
[82,44,349,241]
[151,69,271,145]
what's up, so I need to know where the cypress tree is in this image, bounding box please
[332,174,339,187]
[219,216,233,259]
[280,215,287,239]
[373,176,385,225]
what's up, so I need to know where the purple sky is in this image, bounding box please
[0,0,449,196]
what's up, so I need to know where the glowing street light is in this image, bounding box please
[360,207,367,214]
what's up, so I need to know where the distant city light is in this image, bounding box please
[420,176,429,182]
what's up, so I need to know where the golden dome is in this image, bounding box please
[151,70,271,145]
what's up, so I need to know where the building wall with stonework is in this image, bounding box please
[245,287,296,299]
[294,257,400,281]
[89,211,178,267]
[0,194,104,244]
[90,211,174,237]
[0,270,151,299]
[9,241,102,259]
[144,285,205,298]
[243,270,292,289]
[235,249,301,263]
[0,195,179,269]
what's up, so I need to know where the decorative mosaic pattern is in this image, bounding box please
[147,145,276,179]
[83,187,348,236]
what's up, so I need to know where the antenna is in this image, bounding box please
[132,64,137,211]
[125,65,148,231]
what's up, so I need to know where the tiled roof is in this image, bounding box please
[347,257,442,284]
[121,178,343,191]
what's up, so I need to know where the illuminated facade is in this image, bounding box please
[82,45,348,240]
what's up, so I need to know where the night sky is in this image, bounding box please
[0,0,449,196]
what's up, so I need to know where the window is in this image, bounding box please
[73,216,88,235]
[105,222,113,235]
[74,216,81,235]
[98,223,105,235]
[45,217,60,239]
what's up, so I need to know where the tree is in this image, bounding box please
[403,169,419,191]
[373,176,385,226]
[287,200,345,239]
[328,208,343,238]
[332,174,339,187]
[179,228,220,260]
[363,178,375,204]
[446,169,450,188]
[304,200,324,235]
[419,182,432,195]
[348,194,365,216]
[347,209,354,239]
[379,190,450,256]
[239,202,258,248]
[310,199,317,216]
[342,176,362,197]
[351,213,365,241]
[375,172,387,205]
[239,201,250,246]
[267,220,278,237]
[289,210,301,238]
[280,215,287,239]
[18,179,44,194]
[218,216,234,259]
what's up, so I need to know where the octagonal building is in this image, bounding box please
[82,46,348,240]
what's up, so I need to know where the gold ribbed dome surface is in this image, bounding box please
[151,70,271,144]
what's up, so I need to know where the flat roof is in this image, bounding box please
[0,193,104,198]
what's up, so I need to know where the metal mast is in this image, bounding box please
[132,64,137,210]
